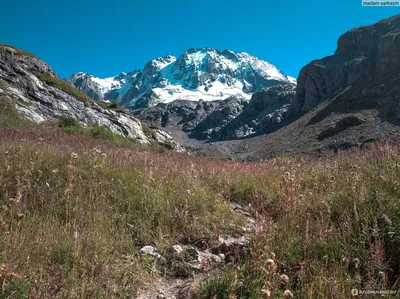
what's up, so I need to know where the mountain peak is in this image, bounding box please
[67,48,295,108]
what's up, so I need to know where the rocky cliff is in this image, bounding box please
[202,14,400,160]
[291,14,400,117]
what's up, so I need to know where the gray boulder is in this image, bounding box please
[318,115,365,140]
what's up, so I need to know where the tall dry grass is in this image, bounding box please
[196,143,400,298]
[0,127,399,298]
[0,128,239,298]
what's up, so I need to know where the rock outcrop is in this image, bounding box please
[229,14,400,160]
[317,115,365,141]
[189,96,248,140]
[219,83,295,140]
[0,44,183,152]
[65,72,104,101]
[132,100,221,132]
[132,84,295,142]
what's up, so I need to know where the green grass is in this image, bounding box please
[0,136,238,298]
[0,96,31,127]
[33,72,93,104]
[58,116,83,133]
[56,116,171,152]
[57,116,142,148]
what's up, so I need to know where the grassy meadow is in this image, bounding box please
[0,116,399,298]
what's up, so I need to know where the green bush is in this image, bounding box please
[88,125,116,141]
[58,116,84,134]
[108,102,119,109]
[58,116,80,128]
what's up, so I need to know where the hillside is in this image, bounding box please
[0,44,183,152]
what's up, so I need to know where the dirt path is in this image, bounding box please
[136,202,256,299]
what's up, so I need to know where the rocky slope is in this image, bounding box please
[66,48,295,109]
[217,83,295,140]
[0,44,183,151]
[131,83,296,141]
[132,96,249,140]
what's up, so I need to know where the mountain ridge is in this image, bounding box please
[66,47,296,109]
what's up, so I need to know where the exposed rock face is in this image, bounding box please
[219,83,295,140]
[0,45,183,152]
[132,84,295,141]
[65,72,104,101]
[189,96,248,140]
[132,100,220,132]
[292,14,400,130]
[291,14,400,116]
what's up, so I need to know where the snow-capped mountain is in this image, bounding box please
[66,48,296,109]
[287,76,297,85]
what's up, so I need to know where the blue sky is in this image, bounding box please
[1,0,398,79]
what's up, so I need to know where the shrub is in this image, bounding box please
[88,125,116,141]
[58,116,84,134]
[108,102,119,109]
[58,116,80,128]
